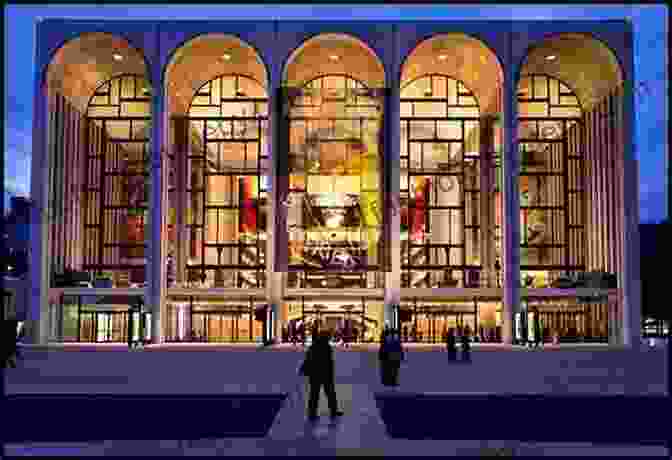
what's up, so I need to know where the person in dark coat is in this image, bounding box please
[460,326,471,363]
[299,330,344,422]
[3,319,19,368]
[379,329,404,386]
[446,328,458,362]
[533,310,542,348]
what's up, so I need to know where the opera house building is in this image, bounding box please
[27,18,641,346]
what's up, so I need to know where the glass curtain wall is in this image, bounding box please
[180,75,269,288]
[83,75,152,286]
[282,75,385,289]
[517,74,585,288]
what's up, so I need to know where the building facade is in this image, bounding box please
[29,19,641,346]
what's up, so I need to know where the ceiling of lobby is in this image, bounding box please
[520,33,623,111]
[165,34,268,115]
[45,30,625,157]
[401,33,504,116]
[46,32,148,114]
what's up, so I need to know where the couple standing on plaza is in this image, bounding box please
[444,327,472,363]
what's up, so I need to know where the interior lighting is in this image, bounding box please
[328,54,340,61]
[438,54,448,61]
[112,53,124,61]
[545,55,557,61]
[222,53,232,61]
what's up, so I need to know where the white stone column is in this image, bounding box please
[384,41,401,327]
[501,67,520,345]
[622,157,641,346]
[29,67,50,345]
[147,65,166,344]
[267,52,284,341]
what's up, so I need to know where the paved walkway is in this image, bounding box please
[4,344,668,456]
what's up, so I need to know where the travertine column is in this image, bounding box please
[30,76,50,345]
[148,63,166,344]
[501,62,520,345]
[384,32,401,327]
[267,45,284,341]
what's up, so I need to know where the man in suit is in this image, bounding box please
[299,330,344,422]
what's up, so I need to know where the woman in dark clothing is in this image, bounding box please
[379,330,404,386]
[460,327,471,363]
[446,328,458,362]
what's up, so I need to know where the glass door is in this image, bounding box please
[80,311,95,342]
[96,313,111,342]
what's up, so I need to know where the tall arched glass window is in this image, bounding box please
[517,74,584,288]
[83,74,151,285]
[283,74,385,289]
[400,75,489,288]
[185,74,269,288]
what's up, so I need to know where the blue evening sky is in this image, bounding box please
[4,4,669,222]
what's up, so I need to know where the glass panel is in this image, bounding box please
[533,76,548,99]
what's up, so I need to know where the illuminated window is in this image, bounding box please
[83,74,151,284]
[283,75,385,289]
[517,75,584,287]
[185,75,269,288]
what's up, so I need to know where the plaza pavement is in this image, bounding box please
[3,342,669,456]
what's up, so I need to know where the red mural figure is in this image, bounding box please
[240,176,257,234]
[412,177,430,242]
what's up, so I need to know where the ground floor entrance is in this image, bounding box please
[520,300,610,343]
[399,299,503,343]
[166,296,266,343]
[282,297,385,343]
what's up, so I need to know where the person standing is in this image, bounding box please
[460,327,471,363]
[299,330,344,422]
[379,329,404,386]
[403,325,409,343]
[446,328,457,362]
[533,310,542,349]
[2,319,19,368]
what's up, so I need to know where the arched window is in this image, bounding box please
[185,74,269,288]
[517,74,584,287]
[83,74,152,285]
[283,74,385,289]
[400,74,493,288]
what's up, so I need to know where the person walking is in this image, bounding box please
[403,325,408,343]
[533,310,542,349]
[446,328,458,362]
[298,330,344,423]
[3,319,19,369]
[460,326,471,363]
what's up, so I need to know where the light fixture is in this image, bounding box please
[221,53,232,61]
[328,54,340,61]
[438,54,448,61]
[112,53,123,61]
[545,55,557,61]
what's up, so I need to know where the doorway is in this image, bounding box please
[191,311,260,343]
[79,311,128,343]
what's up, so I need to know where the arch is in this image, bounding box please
[400,32,503,116]
[44,32,150,114]
[282,32,386,88]
[518,73,584,113]
[518,32,624,111]
[179,72,270,289]
[164,33,269,116]
[401,73,482,111]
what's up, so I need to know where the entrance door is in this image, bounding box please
[193,312,249,343]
